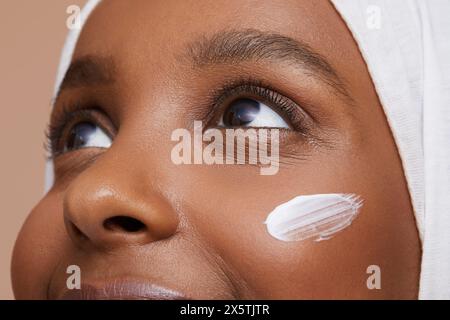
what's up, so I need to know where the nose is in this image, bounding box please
[63,164,179,251]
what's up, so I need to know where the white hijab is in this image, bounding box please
[47,0,450,299]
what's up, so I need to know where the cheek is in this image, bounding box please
[170,163,368,297]
[172,148,414,298]
[11,191,67,299]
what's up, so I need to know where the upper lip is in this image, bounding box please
[58,280,188,300]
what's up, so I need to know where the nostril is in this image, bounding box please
[103,216,147,233]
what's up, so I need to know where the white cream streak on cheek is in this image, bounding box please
[264,194,363,242]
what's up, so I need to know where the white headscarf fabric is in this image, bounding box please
[48,0,450,299]
[330,0,450,300]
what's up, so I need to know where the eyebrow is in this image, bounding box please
[56,55,116,99]
[186,29,352,102]
[56,30,352,103]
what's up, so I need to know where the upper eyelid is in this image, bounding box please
[46,105,85,157]
[186,29,355,105]
[46,106,114,158]
[204,81,308,129]
[47,80,313,154]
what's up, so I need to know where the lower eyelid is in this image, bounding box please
[48,108,115,157]
[52,148,106,185]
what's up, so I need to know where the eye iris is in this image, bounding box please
[66,122,97,151]
[223,98,260,126]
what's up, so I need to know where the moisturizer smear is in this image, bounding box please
[264,194,363,242]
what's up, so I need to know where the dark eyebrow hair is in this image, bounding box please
[186,29,352,102]
[55,31,352,105]
[56,55,116,99]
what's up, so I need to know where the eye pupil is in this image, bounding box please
[66,122,97,151]
[223,98,260,126]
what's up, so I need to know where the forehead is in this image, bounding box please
[72,0,353,71]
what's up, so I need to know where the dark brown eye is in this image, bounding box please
[64,121,112,152]
[223,98,260,126]
[220,98,289,128]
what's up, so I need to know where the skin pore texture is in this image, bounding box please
[12,0,421,299]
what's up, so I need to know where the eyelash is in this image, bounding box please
[46,80,312,158]
[45,104,107,159]
[206,78,312,133]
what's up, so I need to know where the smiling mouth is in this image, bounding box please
[59,280,188,300]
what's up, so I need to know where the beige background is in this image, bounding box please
[0,0,86,299]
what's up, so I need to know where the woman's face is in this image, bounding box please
[12,0,421,299]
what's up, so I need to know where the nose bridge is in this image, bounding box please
[62,144,179,250]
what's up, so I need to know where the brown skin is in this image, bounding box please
[12,0,421,299]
